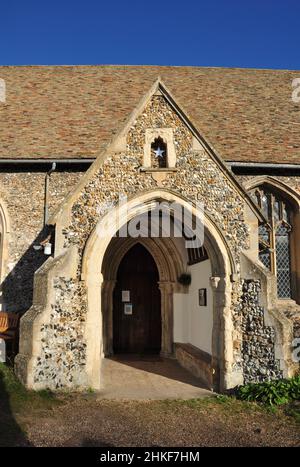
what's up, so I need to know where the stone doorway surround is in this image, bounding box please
[81,189,237,392]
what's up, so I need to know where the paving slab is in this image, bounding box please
[98,356,214,400]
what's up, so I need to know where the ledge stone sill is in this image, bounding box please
[139,167,178,173]
[175,343,213,390]
[139,167,178,185]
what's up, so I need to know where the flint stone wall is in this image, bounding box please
[64,96,249,263]
[0,170,83,312]
[238,279,282,383]
[35,277,87,388]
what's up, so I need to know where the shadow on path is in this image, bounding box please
[0,368,30,447]
[109,355,210,388]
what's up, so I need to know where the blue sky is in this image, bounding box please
[1,0,299,69]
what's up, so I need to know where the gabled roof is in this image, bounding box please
[0,65,299,163]
[49,78,266,225]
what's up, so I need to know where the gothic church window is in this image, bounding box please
[252,186,293,299]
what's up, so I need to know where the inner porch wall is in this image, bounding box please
[174,259,213,355]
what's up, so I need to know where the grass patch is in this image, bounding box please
[0,362,61,414]
[0,362,65,446]
[157,392,297,421]
[284,401,300,423]
[158,395,266,417]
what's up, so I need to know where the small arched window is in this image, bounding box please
[151,137,167,168]
[252,186,293,299]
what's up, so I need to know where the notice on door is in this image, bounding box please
[122,290,130,302]
[124,303,133,315]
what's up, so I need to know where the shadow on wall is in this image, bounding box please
[0,366,30,447]
[1,226,52,314]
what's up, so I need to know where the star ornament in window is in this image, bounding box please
[154,146,165,158]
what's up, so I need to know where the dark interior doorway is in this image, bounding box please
[113,243,161,354]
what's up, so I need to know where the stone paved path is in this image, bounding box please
[99,356,213,400]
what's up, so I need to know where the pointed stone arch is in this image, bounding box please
[81,189,238,391]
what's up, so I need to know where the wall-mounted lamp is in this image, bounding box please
[33,233,52,255]
[43,242,52,255]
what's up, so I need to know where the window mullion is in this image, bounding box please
[270,194,276,275]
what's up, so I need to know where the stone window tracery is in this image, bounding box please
[251,186,293,299]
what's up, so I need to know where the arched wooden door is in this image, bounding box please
[113,244,161,354]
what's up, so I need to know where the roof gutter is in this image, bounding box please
[227,161,300,169]
[0,159,298,169]
[0,158,96,164]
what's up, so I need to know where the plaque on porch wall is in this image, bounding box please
[122,290,130,302]
[124,303,133,315]
[198,288,207,306]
